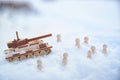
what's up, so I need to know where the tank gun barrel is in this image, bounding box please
[28,34,52,42]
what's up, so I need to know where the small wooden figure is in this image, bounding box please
[75,38,80,48]
[87,50,92,59]
[56,34,61,42]
[37,60,43,71]
[84,36,89,44]
[62,53,68,66]
[102,44,107,54]
[91,46,96,54]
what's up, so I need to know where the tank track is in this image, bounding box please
[6,46,52,62]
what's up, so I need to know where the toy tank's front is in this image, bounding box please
[4,32,52,62]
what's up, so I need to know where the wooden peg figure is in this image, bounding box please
[91,46,96,54]
[87,50,92,59]
[75,38,80,48]
[56,34,61,42]
[37,60,43,71]
[102,44,107,54]
[62,53,68,66]
[84,36,89,44]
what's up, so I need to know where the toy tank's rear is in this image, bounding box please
[4,31,52,62]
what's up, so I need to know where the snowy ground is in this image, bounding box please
[0,0,120,80]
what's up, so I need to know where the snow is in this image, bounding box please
[0,0,120,80]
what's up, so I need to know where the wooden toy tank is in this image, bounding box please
[4,31,52,62]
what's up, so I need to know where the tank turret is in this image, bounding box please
[4,31,52,62]
[7,31,52,48]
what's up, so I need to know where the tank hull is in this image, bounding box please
[4,32,52,62]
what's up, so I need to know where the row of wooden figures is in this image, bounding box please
[37,35,107,70]
[56,34,107,54]
[37,53,68,71]
[56,34,89,44]
[37,44,107,70]
[75,38,107,55]
[87,44,107,59]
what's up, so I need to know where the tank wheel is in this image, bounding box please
[28,53,34,58]
[20,55,27,60]
[48,49,51,54]
[13,56,19,61]
[45,49,51,55]
[6,57,13,62]
[40,50,47,56]
[34,52,39,57]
